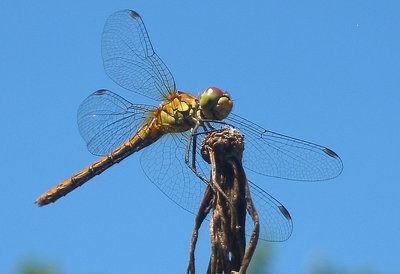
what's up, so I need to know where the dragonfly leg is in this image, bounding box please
[184,123,210,185]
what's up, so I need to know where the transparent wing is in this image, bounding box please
[140,126,293,241]
[224,113,343,181]
[77,89,156,156]
[102,10,176,101]
[140,131,210,215]
[247,181,293,241]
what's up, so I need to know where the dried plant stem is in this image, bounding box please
[187,128,259,274]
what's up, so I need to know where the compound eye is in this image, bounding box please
[199,87,223,109]
[200,87,232,120]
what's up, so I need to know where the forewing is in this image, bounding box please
[224,113,343,181]
[77,89,156,156]
[102,10,176,101]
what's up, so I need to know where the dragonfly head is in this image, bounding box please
[199,87,233,120]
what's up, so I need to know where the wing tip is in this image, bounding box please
[94,89,107,96]
[323,148,340,159]
[128,10,141,19]
[279,205,292,221]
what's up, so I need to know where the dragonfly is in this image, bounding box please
[36,9,343,242]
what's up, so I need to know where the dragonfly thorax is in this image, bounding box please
[199,87,233,121]
[157,92,200,133]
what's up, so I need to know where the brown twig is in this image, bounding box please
[187,127,259,274]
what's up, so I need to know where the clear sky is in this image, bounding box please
[1,0,399,273]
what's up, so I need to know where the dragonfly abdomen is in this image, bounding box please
[35,124,163,206]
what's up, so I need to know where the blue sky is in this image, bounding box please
[1,0,399,273]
